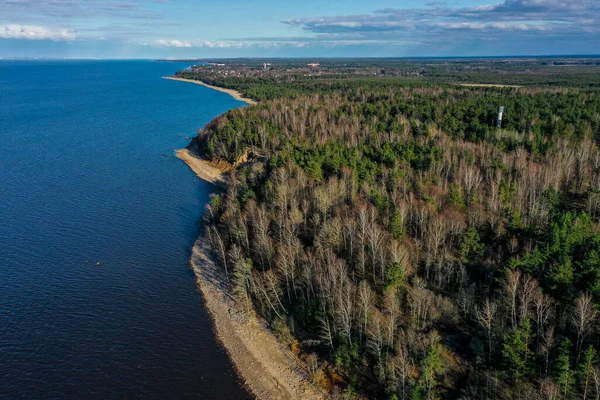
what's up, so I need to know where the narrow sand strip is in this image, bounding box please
[460,83,522,88]
[176,149,228,188]
[190,237,326,400]
[163,76,257,105]
[177,148,326,399]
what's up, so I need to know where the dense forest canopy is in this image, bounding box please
[174,57,600,99]
[185,59,600,399]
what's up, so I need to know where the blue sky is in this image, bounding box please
[0,0,598,58]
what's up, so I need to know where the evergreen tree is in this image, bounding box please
[579,346,598,400]
[557,338,575,398]
[419,345,445,399]
[502,320,532,380]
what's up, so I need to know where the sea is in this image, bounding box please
[0,60,251,399]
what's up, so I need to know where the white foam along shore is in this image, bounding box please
[163,76,257,105]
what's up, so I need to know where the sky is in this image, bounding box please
[0,0,598,58]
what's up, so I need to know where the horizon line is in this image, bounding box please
[2,54,600,61]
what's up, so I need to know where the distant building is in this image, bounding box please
[307,63,320,68]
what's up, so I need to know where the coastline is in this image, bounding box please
[172,99,324,397]
[176,149,228,188]
[163,76,258,105]
[190,234,325,400]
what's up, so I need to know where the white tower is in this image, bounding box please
[496,106,504,129]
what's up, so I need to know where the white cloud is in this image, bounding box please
[434,22,548,31]
[154,39,237,48]
[151,37,414,50]
[283,0,600,35]
[152,39,282,49]
[154,39,193,47]
[0,24,76,41]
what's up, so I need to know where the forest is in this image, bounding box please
[175,57,600,98]
[186,61,600,399]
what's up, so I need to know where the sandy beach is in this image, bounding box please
[176,149,228,188]
[172,71,324,398]
[190,236,326,400]
[163,76,257,105]
[177,148,325,398]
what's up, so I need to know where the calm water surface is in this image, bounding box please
[0,60,251,399]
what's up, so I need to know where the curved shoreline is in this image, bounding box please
[176,149,228,188]
[190,234,325,400]
[170,82,325,398]
[163,76,257,105]
[178,156,326,399]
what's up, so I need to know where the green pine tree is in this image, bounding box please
[557,338,575,398]
[459,227,485,261]
[418,345,445,399]
[578,346,598,400]
[502,320,532,380]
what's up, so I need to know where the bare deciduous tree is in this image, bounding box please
[475,298,497,362]
[539,378,561,400]
[409,278,436,331]
[392,342,412,400]
[208,224,229,281]
[318,313,334,350]
[505,269,521,328]
[518,274,539,325]
[534,290,554,354]
[358,280,374,342]
[571,293,598,361]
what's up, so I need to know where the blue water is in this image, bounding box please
[0,60,251,399]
